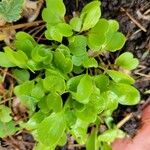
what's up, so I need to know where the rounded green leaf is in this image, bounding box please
[12,69,30,83]
[74,75,93,104]
[0,52,16,67]
[115,52,139,70]
[83,57,98,68]
[87,19,109,50]
[110,83,140,105]
[37,112,66,146]
[42,0,66,25]
[105,32,126,52]
[56,23,73,37]
[43,76,66,94]
[69,35,87,56]
[107,70,135,85]
[81,1,101,31]
[70,17,82,32]
[46,92,62,112]
[98,129,124,142]
[0,105,12,123]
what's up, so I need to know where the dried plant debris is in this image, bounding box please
[23,0,44,22]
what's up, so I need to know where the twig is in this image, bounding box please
[117,113,133,128]
[0,20,44,30]
[121,7,147,32]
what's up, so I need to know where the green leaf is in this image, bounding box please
[14,81,34,96]
[57,132,67,146]
[4,47,28,68]
[24,111,45,130]
[56,23,73,37]
[110,83,140,105]
[100,91,118,112]
[81,1,101,31]
[83,57,98,68]
[31,82,45,99]
[53,51,73,73]
[70,17,82,32]
[46,92,63,112]
[0,52,16,67]
[87,19,109,50]
[34,142,54,150]
[43,75,66,94]
[67,75,84,92]
[47,25,62,42]
[0,0,24,22]
[105,32,126,52]
[94,74,109,92]
[15,32,37,57]
[0,121,17,138]
[0,105,12,123]
[71,119,88,144]
[107,70,135,85]
[14,81,37,110]
[37,112,66,146]
[72,55,88,66]
[69,35,87,56]
[98,129,125,143]
[31,45,53,64]
[42,0,65,25]
[75,103,97,123]
[47,23,73,42]
[86,129,99,150]
[115,52,139,70]
[12,69,30,83]
[73,75,93,104]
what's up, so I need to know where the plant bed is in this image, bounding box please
[0,0,150,150]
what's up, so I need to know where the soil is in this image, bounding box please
[0,0,150,149]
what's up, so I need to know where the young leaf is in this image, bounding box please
[71,119,88,144]
[0,52,16,67]
[43,75,66,94]
[105,32,126,52]
[94,74,109,92]
[53,51,73,73]
[14,81,34,96]
[46,92,63,112]
[110,83,140,105]
[115,52,139,70]
[24,111,45,130]
[86,129,99,150]
[100,91,118,112]
[80,1,101,31]
[4,47,28,68]
[98,129,125,143]
[83,57,98,68]
[73,75,93,104]
[12,69,30,83]
[69,35,87,56]
[31,82,45,99]
[31,45,53,63]
[56,23,73,37]
[87,19,109,50]
[0,0,24,22]
[15,32,37,57]
[42,0,66,25]
[37,112,66,146]
[0,105,12,123]
[107,70,135,85]
[70,17,82,32]
[67,75,84,92]
[0,121,17,138]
